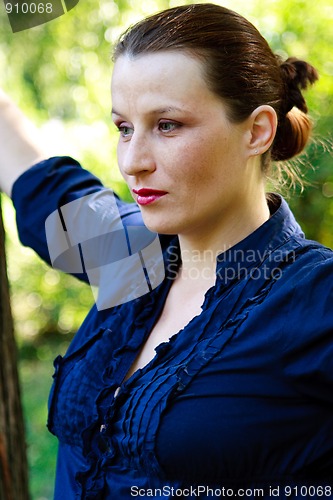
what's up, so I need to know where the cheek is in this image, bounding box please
[173,141,206,175]
[177,140,220,183]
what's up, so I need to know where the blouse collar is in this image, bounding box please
[163,194,304,286]
[215,194,304,284]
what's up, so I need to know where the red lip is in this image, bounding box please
[132,188,167,206]
[133,188,167,196]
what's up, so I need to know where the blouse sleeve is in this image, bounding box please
[11,156,166,310]
[11,156,143,271]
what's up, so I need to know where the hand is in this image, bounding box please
[0,90,48,196]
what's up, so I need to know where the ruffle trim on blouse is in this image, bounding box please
[73,286,168,496]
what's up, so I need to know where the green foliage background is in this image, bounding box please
[0,0,332,498]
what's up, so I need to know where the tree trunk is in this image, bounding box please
[0,195,30,500]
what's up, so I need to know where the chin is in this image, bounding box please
[145,222,177,235]
[141,214,178,235]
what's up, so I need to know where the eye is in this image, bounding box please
[116,123,134,138]
[158,121,180,133]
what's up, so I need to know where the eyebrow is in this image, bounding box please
[111,106,187,116]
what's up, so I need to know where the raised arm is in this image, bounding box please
[0,89,47,197]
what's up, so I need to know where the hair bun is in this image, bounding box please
[279,57,319,115]
[271,57,319,162]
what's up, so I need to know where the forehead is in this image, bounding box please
[111,51,217,112]
[112,50,205,84]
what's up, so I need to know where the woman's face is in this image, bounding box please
[111,51,258,238]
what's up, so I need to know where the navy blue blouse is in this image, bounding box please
[12,157,333,499]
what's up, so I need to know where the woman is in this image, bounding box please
[1,3,333,499]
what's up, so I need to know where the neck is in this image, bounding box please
[177,190,270,286]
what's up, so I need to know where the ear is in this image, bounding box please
[247,105,277,156]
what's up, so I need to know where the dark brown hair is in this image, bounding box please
[113,3,318,173]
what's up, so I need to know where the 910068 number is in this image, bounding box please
[5,3,53,14]
[285,485,332,497]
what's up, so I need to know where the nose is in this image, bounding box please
[120,132,156,177]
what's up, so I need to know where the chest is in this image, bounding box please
[124,279,212,380]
